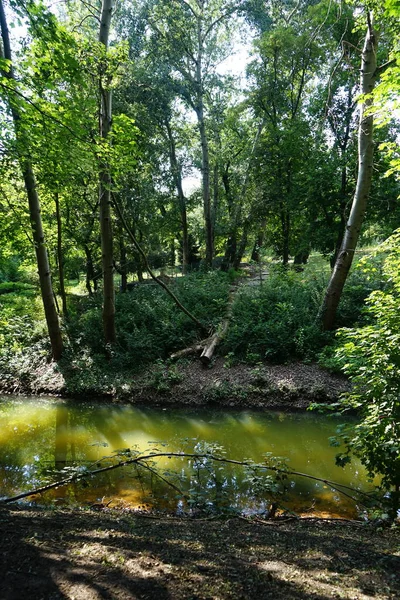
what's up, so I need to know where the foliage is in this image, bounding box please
[223,261,380,363]
[64,271,231,373]
[326,233,400,516]
[0,0,399,381]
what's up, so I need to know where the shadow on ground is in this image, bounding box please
[0,507,399,599]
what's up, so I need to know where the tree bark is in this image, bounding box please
[0,0,63,360]
[195,15,213,267]
[320,15,378,330]
[165,121,189,273]
[98,0,116,344]
[170,338,211,360]
[54,192,68,317]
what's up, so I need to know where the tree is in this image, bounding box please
[320,11,378,330]
[332,233,400,518]
[0,0,63,360]
[246,2,326,265]
[98,0,116,344]
[142,0,237,266]
[113,55,193,273]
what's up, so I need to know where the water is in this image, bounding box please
[0,397,376,517]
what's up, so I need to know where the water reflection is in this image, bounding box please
[55,406,68,469]
[0,398,377,516]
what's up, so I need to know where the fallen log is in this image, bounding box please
[170,338,211,360]
[200,286,236,366]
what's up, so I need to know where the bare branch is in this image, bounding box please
[112,192,208,334]
[1,451,375,509]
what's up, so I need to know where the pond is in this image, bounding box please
[0,397,376,517]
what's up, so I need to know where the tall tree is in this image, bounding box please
[247,4,325,264]
[143,0,237,266]
[0,0,63,360]
[98,0,116,344]
[320,11,378,330]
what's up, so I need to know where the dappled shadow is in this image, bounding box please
[0,506,399,599]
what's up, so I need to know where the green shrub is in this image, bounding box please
[327,233,400,518]
[224,268,331,362]
[66,271,231,371]
[0,255,22,283]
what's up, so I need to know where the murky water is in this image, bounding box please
[0,397,376,517]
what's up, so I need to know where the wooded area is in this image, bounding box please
[0,0,399,352]
[0,0,399,512]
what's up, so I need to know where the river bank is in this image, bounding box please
[1,361,398,600]
[0,358,349,410]
[1,504,399,600]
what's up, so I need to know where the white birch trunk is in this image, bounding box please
[320,16,378,330]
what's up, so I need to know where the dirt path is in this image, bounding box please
[1,506,398,599]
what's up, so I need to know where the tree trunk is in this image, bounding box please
[320,16,378,330]
[230,120,265,270]
[119,230,128,293]
[0,0,63,360]
[233,218,251,271]
[165,121,189,273]
[83,244,95,296]
[212,163,219,251]
[195,18,213,267]
[54,192,68,317]
[331,197,347,269]
[280,205,290,265]
[98,0,116,344]
[221,163,236,270]
[196,103,213,267]
[251,220,267,263]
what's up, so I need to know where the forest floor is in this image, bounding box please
[0,504,399,600]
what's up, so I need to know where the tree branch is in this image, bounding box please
[1,451,375,509]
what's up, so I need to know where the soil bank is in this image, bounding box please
[0,358,349,410]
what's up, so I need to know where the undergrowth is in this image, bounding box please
[0,255,386,392]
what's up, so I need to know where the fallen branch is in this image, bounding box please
[112,193,208,335]
[1,451,375,508]
[170,338,211,360]
[200,286,236,365]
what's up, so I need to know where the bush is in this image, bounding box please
[328,233,400,518]
[66,271,232,371]
[335,253,386,327]
[0,255,22,283]
[224,267,331,362]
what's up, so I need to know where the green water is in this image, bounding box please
[0,398,376,517]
